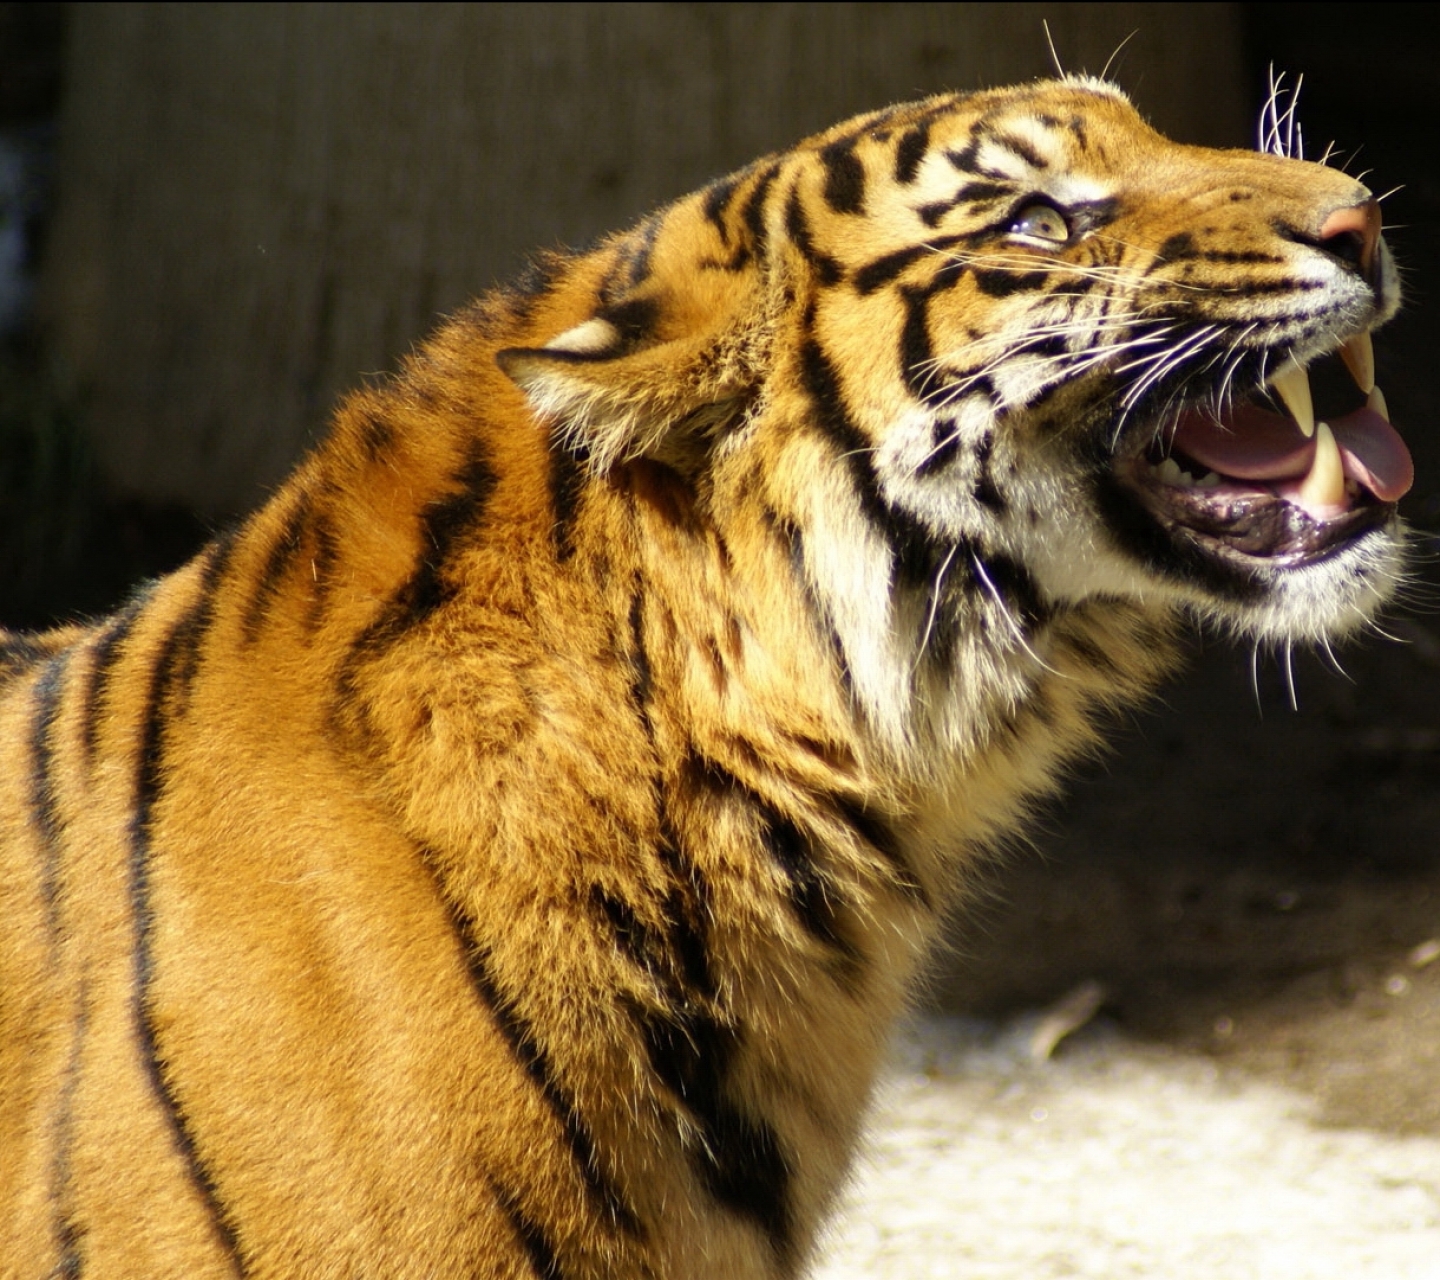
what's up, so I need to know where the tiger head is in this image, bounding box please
[499,78,1408,741]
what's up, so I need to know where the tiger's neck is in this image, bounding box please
[255,315,1178,1271]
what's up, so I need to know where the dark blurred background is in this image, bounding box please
[3,3,1438,1124]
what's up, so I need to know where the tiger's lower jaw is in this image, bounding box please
[1096,463,1408,642]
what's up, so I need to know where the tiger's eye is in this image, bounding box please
[1009,203,1070,244]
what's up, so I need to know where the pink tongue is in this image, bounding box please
[1171,404,1414,502]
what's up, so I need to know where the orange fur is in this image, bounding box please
[1,80,1403,1276]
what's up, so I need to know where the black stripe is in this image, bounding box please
[29,652,71,932]
[425,857,641,1237]
[921,181,1014,231]
[336,441,497,709]
[549,432,589,563]
[972,432,1007,514]
[799,327,956,588]
[653,831,717,999]
[973,268,1049,298]
[784,186,843,287]
[854,244,926,295]
[916,417,961,477]
[945,137,1009,181]
[898,285,937,406]
[242,492,311,644]
[633,1000,792,1255]
[405,444,497,620]
[30,653,88,1277]
[131,592,247,1273]
[853,233,969,296]
[491,1179,565,1280]
[1060,628,1121,678]
[170,536,238,719]
[304,504,339,633]
[626,590,653,728]
[691,754,857,973]
[893,122,931,184]
[741,165,780,261]
[78,591,150,773]
[990,130,1049,170]
[1197,249,1286,265]
[755,802,859,975]
[356,406,395,460]
[1,631,62,691]
[832,796,928,907]
[977,551,1048,628]
[819,138,865,215]
[49,977,88,1279]
[702,175,742,244]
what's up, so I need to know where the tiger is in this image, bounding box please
[0,76,1409,1278]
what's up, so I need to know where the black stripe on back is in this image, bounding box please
[334,442,497,721]
[78,589,150,774]
[304,504,339,633]
[241,491,312,645]
[1,631,62,692]
[29,651,71,934]
[49,978,88,1279]
[130,581,247,1273]
[423,854,641,1237]
[28,652,89,1276]
[402,443,497,622]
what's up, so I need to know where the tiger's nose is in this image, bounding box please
[1319,198,1382,281]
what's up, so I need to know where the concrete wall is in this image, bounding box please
[41,3,1248,516]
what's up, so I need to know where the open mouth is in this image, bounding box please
[1119,331,1413,568]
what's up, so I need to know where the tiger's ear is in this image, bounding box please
[496,294,756,474]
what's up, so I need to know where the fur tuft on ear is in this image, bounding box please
[496,214,763,473]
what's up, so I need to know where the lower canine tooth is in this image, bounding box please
[1297,421,1345,510]
[1341,332,1376,394]
[1270,359,1315,438]
[1158,457,1183,483]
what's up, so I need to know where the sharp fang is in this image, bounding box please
[1340,331,1376,394]
[1298,421,1345,510]
[1269,360,1315,438]
[1368,384,1389,421]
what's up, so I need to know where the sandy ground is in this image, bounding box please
[814,1007,1440,1280]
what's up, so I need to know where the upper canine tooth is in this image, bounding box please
[1270,360,1315,438]
[1340,331,1376,395]
[1298,421,1346,510]
[1367,384,1389,421]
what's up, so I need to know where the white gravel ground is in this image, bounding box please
[812,1016,1440,1280]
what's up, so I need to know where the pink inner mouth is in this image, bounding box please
[1168,401,1413,505]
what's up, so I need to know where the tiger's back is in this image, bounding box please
[0,79,1408,1277]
